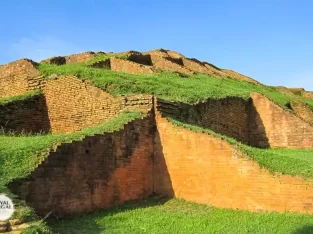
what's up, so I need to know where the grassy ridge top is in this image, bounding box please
[38,62,313,110]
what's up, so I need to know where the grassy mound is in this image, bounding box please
[50,197,313,234]
[38,62,313,110]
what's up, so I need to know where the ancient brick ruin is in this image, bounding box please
[2,50,313,220]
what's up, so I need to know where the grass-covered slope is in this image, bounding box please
[0,111,142,229]
[50,197,313,234]
[37,62,313,111]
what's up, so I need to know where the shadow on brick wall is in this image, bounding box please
[0,94,51,134]
[156,97,270,148]
[153,125,175,197]
[248,99,270,148]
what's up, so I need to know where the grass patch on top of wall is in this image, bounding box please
[0,111,142,226]
[0,89,42,106]
[168,118,313,179]
[37,63,313,110]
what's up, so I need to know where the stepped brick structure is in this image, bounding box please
[2,49,313,224]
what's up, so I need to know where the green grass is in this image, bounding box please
[49,197,313,234]
[168,118,313,179]
[0,111,142,229]
[0,89,42,106]
[37,63,313,110]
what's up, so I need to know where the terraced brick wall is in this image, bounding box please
[43,76,153,133]
[11,114,154,218]
[0,94,51,133]
[249,93,313,148]
[153,112,313,214]
[156,97,250,144]
[0,59,43,98]
[110,58,155,74]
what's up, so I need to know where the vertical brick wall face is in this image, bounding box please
[249,93,313,148]
[12,115,154,217]
[43,76,153,133]
[0,94,51,133]
[153,112,313,214]
[156,97,250,144]
[0,59,41,98]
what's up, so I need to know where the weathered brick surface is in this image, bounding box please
[0,59,43,98]
[43,75,153,133]
[290,100,313,125]
[304,91,313,99]
[40,56,66,65]
[181,58,220,76]
[154,112,313,214]
[156,97,250,144]
[65,51,96,64]
[249,93,313,148]
[221,69,260,84]
[0,94,51,134]
[43,76,121,133]
[110,58,155,74]
[10,114,154,218]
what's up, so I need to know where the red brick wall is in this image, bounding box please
[11,114,154,218]
[43,75,153,133]
[156,97,250,144]
[0,94,51,134]
[153,112,313,214]
[0,59,43,98]
[249,93,313,148]
[110,58,155,74]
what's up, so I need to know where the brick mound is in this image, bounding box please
[109,57,155,75]
[41,51,97,65]
[290,100,313,125]
[37,48,264,84]
[304,91,313,99]
[7,102,313,219]
[273,86,313,100]
[0,59,43,98]
[221,69,260,85]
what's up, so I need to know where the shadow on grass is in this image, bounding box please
[293,225,313,234]
[48,195,171,234]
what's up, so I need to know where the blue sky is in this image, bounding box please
[1,0,312,90]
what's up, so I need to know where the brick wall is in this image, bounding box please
[10,114,154,218]
[0,94,51,133]
[153,112,313,214]
[156,97,250,144]
[249,93,313,148]
[43,75,153,133]
[304,91,313,99]
[110,58,155,75]
[0,59,43,99]
[290,100,313,125]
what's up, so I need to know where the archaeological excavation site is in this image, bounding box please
[1,49,313,233]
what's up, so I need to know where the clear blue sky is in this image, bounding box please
[1,0,312,90]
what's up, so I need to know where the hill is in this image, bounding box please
[1,49,313,233]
